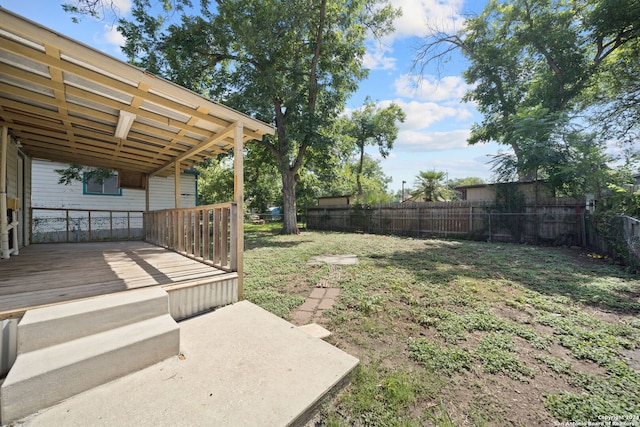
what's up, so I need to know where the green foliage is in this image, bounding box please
[330,361,433,427]
[196,158,234,205]
[244,289,304,319]
[338,98,405,196]
[408,338,472,375]
[589,165,640,271]
[476,332,535,381]
[411,169,453,201]
[418,0,640,197]
[55,164,114,186]
[544,362,640,421]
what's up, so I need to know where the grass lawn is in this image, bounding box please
[243,223,640,426]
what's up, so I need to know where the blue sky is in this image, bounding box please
[2,0,502,193]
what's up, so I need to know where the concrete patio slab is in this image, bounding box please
[15,301,359,427]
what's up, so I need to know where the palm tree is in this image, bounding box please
[412,169,449,202]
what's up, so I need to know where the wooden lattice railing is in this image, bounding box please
[144,203,238,272]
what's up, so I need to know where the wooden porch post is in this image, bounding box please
[145,174,150,212]
[234,121,244,299]
[0,126,9,259]
[175,162,181,209]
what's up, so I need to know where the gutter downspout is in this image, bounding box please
[1,126,10,259]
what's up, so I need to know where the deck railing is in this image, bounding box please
[144,203,238,272]
[30,207,144,243]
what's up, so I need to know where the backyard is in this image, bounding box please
[243,224,640,426]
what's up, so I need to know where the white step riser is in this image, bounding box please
[18,288,169,353]
[1,315,179,423]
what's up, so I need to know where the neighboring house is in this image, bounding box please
[317,195,356,206]
[456,181,554,203]
[30,159,199,242]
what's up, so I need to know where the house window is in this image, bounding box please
[83,173,122,196]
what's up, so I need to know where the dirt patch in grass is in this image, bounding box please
[244,225,640,426]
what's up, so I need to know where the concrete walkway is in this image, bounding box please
[15,301,359,427]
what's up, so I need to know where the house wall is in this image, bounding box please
[463,183,553,203]
[31,159,197,242]
[317,196,354,206]
[32,159,197,211]
[463,187,495,202]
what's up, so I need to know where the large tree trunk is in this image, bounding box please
[281,168,299,234]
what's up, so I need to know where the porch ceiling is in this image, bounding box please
[0,8,274,177]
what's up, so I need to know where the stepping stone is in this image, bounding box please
[298,323,332,339]
[307,254,358,265]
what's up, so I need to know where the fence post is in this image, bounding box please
[580,210,586,246]
[488,212,492,242]
[469,206,473,235]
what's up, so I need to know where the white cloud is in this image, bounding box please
[390,0,465,40]
[102,23,126,50]
[365,0,466,70]
[397,129,470,151]
[377,99,473,130]
[394,73,470,101]
[95,0,131,53]
[363,42,396,70]
[112,0,132,13]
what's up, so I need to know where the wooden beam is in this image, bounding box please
[175,162,181,209]
[1,126,9,258]
[150,122,236,177]
[233,121,244,299]
[0,25,274,136]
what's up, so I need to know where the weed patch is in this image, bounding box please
[475,332,535,381]
[407,338,472,375]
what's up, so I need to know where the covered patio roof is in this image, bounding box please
[0,8,274,177]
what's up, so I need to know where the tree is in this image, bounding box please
[77,0,400,234]
[337,98,405,196]
[416,0,640,188]
[196,158,234,206]
[588,38,640,144]
[411,169,451,202]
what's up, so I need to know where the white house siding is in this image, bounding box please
[31,159,197,243]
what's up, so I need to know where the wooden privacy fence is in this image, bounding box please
[307,199,586,245]
[144,202,238,272]
[31,207,144,243]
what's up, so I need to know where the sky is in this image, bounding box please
[1,0,503,193]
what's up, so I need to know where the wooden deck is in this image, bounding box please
[0,241,231,319]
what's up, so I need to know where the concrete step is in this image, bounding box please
[1,314,179,423]
[17,287,170,353]
[1,288,180,425]
[12,301,360,427]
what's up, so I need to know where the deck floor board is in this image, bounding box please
[0,241,228,318]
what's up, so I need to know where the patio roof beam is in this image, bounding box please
[1,8,275,181]
[1,126,8,258]
[150,121,237,177]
